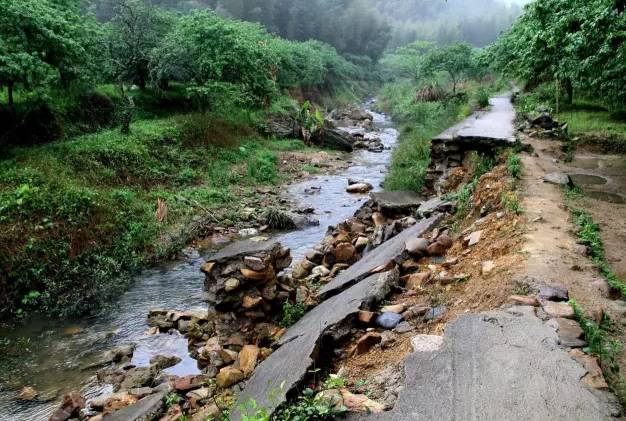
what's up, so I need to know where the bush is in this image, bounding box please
[77,91,117,130]
[247,151,278,184]
[19,104,64,145]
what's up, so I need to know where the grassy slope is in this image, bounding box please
[378,80,504,192]
[0,111,312,319]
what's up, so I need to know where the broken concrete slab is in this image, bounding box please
[206,239,281,264]
[433,96,516,145]
[416,197,455,217]
[546,317,587,348]
[350,306,619,420]
[370,191,423,212]
[102,385,169,421]
[231,269,400,421]
[318,215,442,299]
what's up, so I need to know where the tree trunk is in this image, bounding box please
[7,82,14,111]
[564,78,573,105]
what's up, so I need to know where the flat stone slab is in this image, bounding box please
[350,306,619,420]
[231,270,400,420]
[434,95,516,145]
[207,239,280,263]
[102,386,168,421]
[318,215,442,299]
[370,191,424,211]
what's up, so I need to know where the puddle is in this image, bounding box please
[570,174,608,186]
[585,191,626,204]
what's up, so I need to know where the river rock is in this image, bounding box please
[543,172,571,186]
[312,265,331,277]
[216,366,245,388]
[376,312,403,330]
[538,283,569,302]
[340,390,385,413]
[239,345,260,377]
[17,386,38,401]
[174,375,210,392]
[335,243,357,263]
[405,237,429,256]
[149,355,181,371]
[347,183,373,193]
[103,393,138,414]
[244,256,266,271]
[49,392,86,421]
[541,301,575,319]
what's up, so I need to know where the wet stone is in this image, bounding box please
[543,172,572,186]
[538,283,569,302]
[376,312,403,330]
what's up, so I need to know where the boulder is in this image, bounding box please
[49,392,86,421]
[541,301,575,319]
[347,183,374,194]
[334,243,357,263]
[149,355,181,371]
[216,367,245,388]
[340,389,384,413]
[376,312,403,330]
[543,172,572,186]
[239,345,260,377]
[405,238,429,256]
[465,230,483,246]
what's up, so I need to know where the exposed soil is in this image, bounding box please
[335,162,527,399]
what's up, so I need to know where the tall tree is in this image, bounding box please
[421,42,474,93]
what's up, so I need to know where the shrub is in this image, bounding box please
[247,151,278,184]
[279,300,306,328]
[506,153,522,179]
[19,104,64,145]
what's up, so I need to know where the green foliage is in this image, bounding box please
[501,191,523,215]
[165,392,182,408]
[273,387,346,421]
[447,179,478,219]
[0,0,100,108]
[247,151,278,184]
[322,374,347,390]
[570,300,622,367]
[490,0,626,107]
[473,153,496,178]
[564,189,626,298]
[421,43,475,93]
[506,153,522,179]
[279,301,307,328]
[474,87,490,109]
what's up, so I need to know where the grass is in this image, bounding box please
[0,112,312,319]
[558,103,626,153]
[279,300,307,328]
[378,78,505,193]
[563,186,626,297]
[506,153,522,179]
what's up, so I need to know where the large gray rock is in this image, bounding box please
[543,172,572,186]
[102,385,169,421]
[350,306,619,420]
[370,191,423,212]
[318,215,442,299]
[231,269,400,420]
[208,239,281,263]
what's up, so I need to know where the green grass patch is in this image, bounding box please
[0,114,309,319]
[564,187,626,297]
[506,153,522,179]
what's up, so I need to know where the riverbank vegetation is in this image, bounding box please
[0,0,370,320]
[377,41,507,192]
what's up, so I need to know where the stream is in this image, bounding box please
[0,104,398,420]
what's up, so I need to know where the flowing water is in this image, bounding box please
[0,105,398,420]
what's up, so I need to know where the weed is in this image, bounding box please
[501,191,523,215]
[322,374,346,390]
[247,151,278,184]
[512,280,531,296]
[473,152,496,178]
[446,179,478,218]
[165,392,181,408]
[273,387,346,421]
[279,301,307,328]
[506,153,522,179]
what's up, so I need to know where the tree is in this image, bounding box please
[0,0,96,110]
[106,0,173,90]
[490,0,626,106]
[421,43,474,93]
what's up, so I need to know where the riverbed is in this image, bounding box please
[0,106,398,420]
